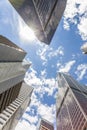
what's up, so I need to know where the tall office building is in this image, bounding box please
[38,118,54,130]
[81,43,87,54]
[56,73,87,130]
[0,35,33,130]
[8,0,67,44]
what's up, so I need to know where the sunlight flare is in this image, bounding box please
[19,19,36,42]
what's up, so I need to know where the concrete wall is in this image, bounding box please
[0,83,33,130]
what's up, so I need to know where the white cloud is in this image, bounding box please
[48,46,64,58]
[25,66,57,97]
[40,69,47,78]
[64,0,87,40]
[23,113,38,124]
[75,64,87,80]
[15,102,55,130]
[78,17,87,40]
[16,65,57,130]
[36,45,64,66]
[81,42,87,53]
[63,20,70,30]
[25,68,42,87]
[37,104,55,123]
[57,62,61,68]
[59,60,76,72]
[15,120,36,130]
[36,45,48,65]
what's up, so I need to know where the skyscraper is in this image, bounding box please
[56,72,87,130]
[0,35,33,130]
[38,118,54,130]
[81,43,87,54]
[8,0,67,44]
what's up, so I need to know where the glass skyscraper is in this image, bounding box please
[57,73,87,130]
[8,0,67,44]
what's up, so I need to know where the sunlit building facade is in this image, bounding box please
[9,0,67,44]
[38,118,54,130]
[57,73,87,130]
[0,35,33,130]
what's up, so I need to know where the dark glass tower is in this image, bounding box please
[57,73,87,130]
[8,0,67,44]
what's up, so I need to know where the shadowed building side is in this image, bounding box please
[0,83,33,130]
[8,0,67,44]
[0,35,28,94]
[0,35,33,130]
[56,73,87,130]
[0,35,26,61]
[38,118,54,130]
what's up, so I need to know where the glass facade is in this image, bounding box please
[9,0,67,44]
[57,73,87,130]
[33,0,57,29]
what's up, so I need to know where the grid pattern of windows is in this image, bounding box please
[9,0,67,44]
[57,89,87,130]
[72,89,87,116]
[66,90,86,130]
[57,104,72,130]
[40,125,50,130]
[63,73,87,94]
[0,83,33,130]
[39,119,54,130]
[0,82,22,113]
[33,0,57,29]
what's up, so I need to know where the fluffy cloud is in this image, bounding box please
[80,42,87,53]
[36,45,48,65]
[59,60,76,72]
[48,46,64,58]
[75,64,87,80]
[36,45,64,66]
[25,67,42,87]
[64,0,87,40]
[25,67,57,97]
[37,104,55,123]
[78,17,87,40]
[15,120,36,130]
[23,113,38,124]
[16,65,57,130]
[15,103,55,130]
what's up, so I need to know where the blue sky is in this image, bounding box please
[0,0,87,130]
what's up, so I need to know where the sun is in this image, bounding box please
[19,19,36,42]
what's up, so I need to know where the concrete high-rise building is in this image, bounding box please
[38,118,54,130]
[8,0,67,44]
[0,35,33,130]
[56,73,87,130]
[81,43,87,54]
